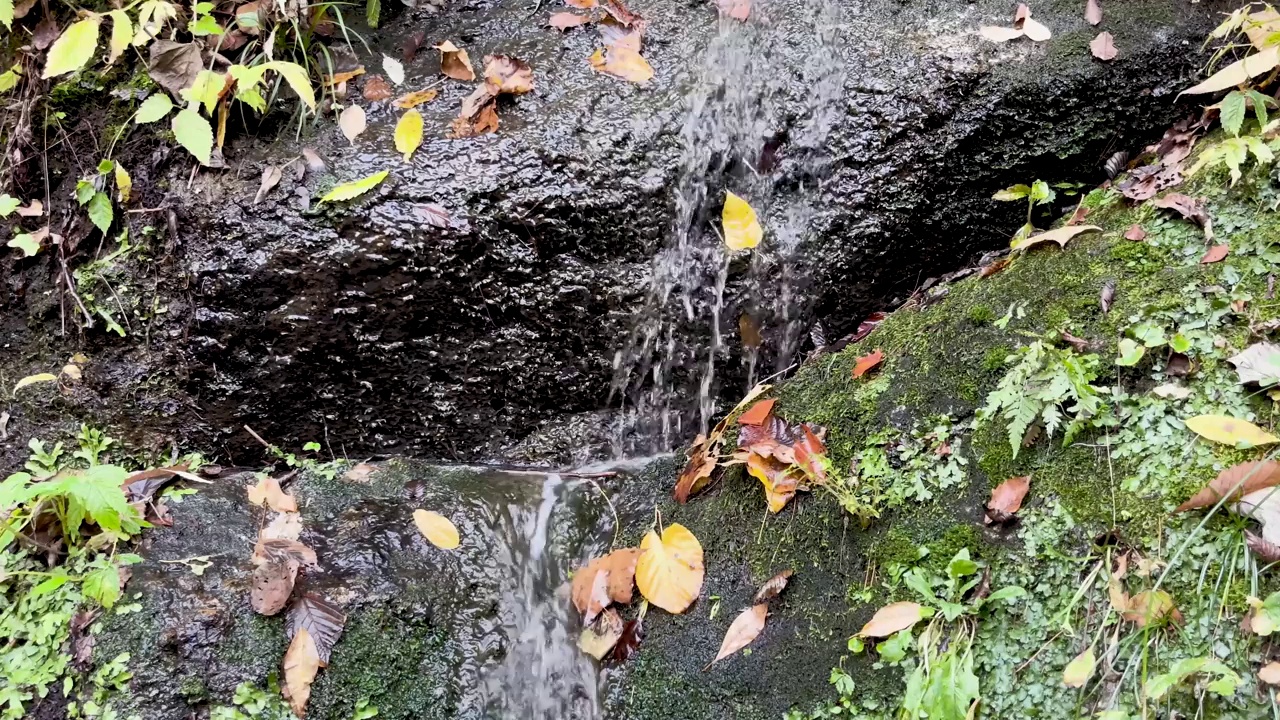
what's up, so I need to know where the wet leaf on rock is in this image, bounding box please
[849,311,887,343]
[361,74,393,101]
[320,170,389,203]
[246,476,298,512]
[1230,343,1280,387]
[254,538,318,567]
[985,476,1030,525]
[708,603,767,668]
[483,54,534,94]
[251,558,300,615]
[413,204,452,228]
[1201,244,1230,264]
[395,88,439,108]
[1121,589,1182,627]
[283,626,321,716]
[1089,31,1116,61]
[1184,415,1280,448]
[588,45,653,84]
[722,191,761,251]
[572,547,641,622]
[1084,0,1101,25]
[550,11,592,30]
[738,399,775,426]
[636,524,704,613]
[675,436,717,503]
[287,593,346,663]
[437,40,476,81]
[338,104,366,144]
[1182,46,1280,96]
[753,569,793,604]
[394,109,424,162]
[859,601,927,638]
[1152,193,1213,241]
[1124,224,1146,241]
[852,349,883,378]
[611,616,644,663]
[382,55,405,85]
[579,607,624,659]
[1011,224,1101,252]
[746,451,801,512]
[255,164,283,204]
[413,509,461,549]
[344,462,377,482]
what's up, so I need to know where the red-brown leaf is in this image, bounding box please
[287,593,346,664]
[1201,244,1230,264]
[980,258,1010,278]
[793,425,828,484]
[1176,460,1280,512]
[361,75,393,101]
[985,476,1030,525]
[738,399,776,426]
[852,349,884,378]
[549,11,592,29]
[1124,224,1147,241]
[753,569,793,603]
[674,441,717,503]
[849,312,887,343]
[611,617,644,663]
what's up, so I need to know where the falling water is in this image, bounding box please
[610,0,846,456]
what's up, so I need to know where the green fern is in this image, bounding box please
[978,341,1109,456]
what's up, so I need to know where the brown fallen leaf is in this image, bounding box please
[437,41,476,81]
[980,258,1010,278]
[1090,31,1116,61]
[246,476,298,513]
[1124,224,1147,241]
[792,425,829,485]
[1084,0,1101,25]
[714,0,749,21]
[738,399,776,426]
[283,627,321,716]
[852,349,884,378]
[1060,331,1092,353]
[255,165,284,204]
[287,593,346,663]
[707,603,767,668]
[859,601,925,638]
[571,547,642,621]
[1201,244,1230,264]
[483,55,534,94]
[1261,661,1280,686]
[1121,589,1182,627]
[1247,530,1280,564]
[588,46,653,83]
[1152,193,1213,241]
[1066,204,1090,226]
[746,451,801,512]
[344,462,377,482]
[413,204,452,228]
[602,0,643,27]
[579,608,624,659]
[1012,224,1102,252]
[550,11,593,30]
[261,512,302,541]
[572,563,611,624]
[753,569,793,603]
[395,88,439,109]
[251,558,299,615]
[1176,461,1280,512]
[611,616,644,663]
[674,435,717,503]
[361,75,393,101]
[985,476,1031,525]
[849,311,888,343]
[16,200,42,217]
[1100,279,1116,314]
[324,66,366,86]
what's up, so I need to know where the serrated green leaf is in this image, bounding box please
[171,108,213,165]
[993,184,1030,201]
[320,170,389,203]
[75,180,95,205]
[1221,91,1247,137]
[188,13,222,35]
[87,192,113,233]
[135,93,173,123]
[0,194,20,217]
[1249,89,1272,128]
[82,565,122,608]
[366,0,380,27]
[97,158,115,174]
[43,15,103,79]
[1030,179,1055,205]
[107,10,132,64]
[30,572,71,597]
[8,233,39,257]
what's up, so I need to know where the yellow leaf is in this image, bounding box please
[722,191,761,251]
[1062,646,1095,687]
[43,15,102,79]
[1010,224,1101,252]
[709,603,767,667]
[413,509,460,549]
[587,45,653,84]
[1182,46,1280,96]
[394,109,424,163]
[319,170,389,203]
[258,60,316,110]
[1184,414,1280,447]
[635,523,704,613]
[858,601,926,638]
[114,163,132,203]
[395,88,439,109]
[245,476,298,512]
[107,10,132,64]
[13,372,58,396]
[282,627,320,717]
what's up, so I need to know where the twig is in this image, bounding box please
[243,425,273,449]
[558,471,618,479]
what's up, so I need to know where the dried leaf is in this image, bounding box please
[792,426,828,485]
[636,524,704,613]
[722,191,761,251]
[382,55,404,85]
[1022,17,1051,41]
[572,561,611,624]
[255,165,283,204]
[708,604,767,667]
[1090,31,1116,61]
[146,40,202,97]
[588,45,653,84]
[1121,589,1182,627]
[1011,224,1102,252]
[567,0,596,6]
[980,25,1023,42]
[1184,415,1280,448]
[413,509,461,549]
[611,617,644,663]
[1084,0,1101,25]
[1152,193,1213,241]
[1246,530,1280,564]
[344,462,377,482]
[1176,461,1280,512]
[859,601,926,638]
[852,349,884,378]
[1152,383,1191,400]
[1182,46,1280,95]
[674,438,717,503]
[738,399,776,426]
[16,199,43,217]
[850,312,888,343]
[1124,224,1146,241]
[287,593,346,663]
[250,559,299,615]
[412,204,452,228]
[1261,662,1280,686]
[261,512,302,541]
[980,258,1010,278]
[1230,343,1280,387]
[361,74,393,101]
[550,11,592,30]
[324,66,366,85]
[338,104,366,144]
[253,538,318,567]
[746,451,801,512]
[483,54,534,94]
[282,627,320,716]
[578,608,623,659]
[395,88,438,108]
[1201,244,1230,264]
[753,569,793,603]
[246,476,298,512]
[1063,646,1096,687]
[1100,280,1115,314]
[436,41,476,81]
[985,476,1031,525]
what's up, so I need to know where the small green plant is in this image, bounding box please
[993,181,1082,245]
[210,681,298,720]
[74,424,117,466]
[977,340,1109,456]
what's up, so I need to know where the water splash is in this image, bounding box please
[611,0,846,456]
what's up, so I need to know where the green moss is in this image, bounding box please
[967,304,995,324]
[982,346,1011,373]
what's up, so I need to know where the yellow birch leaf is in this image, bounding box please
[114,163,132,203]
[394,109,424,163]
[1062,646,1096,687]
[43,15,102,78]
[1182,46,1280,96]
[635,523,704,613]
[1184,415,1280,447]
[413,509,460,549]
[13,372,57,396]
[722,191,762,251]
[282,627,320,717]
[319,170,388,203]
[107,10,132,64]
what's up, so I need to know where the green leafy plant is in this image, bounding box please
[993,180,1055,244]
[977,340,1109,456]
